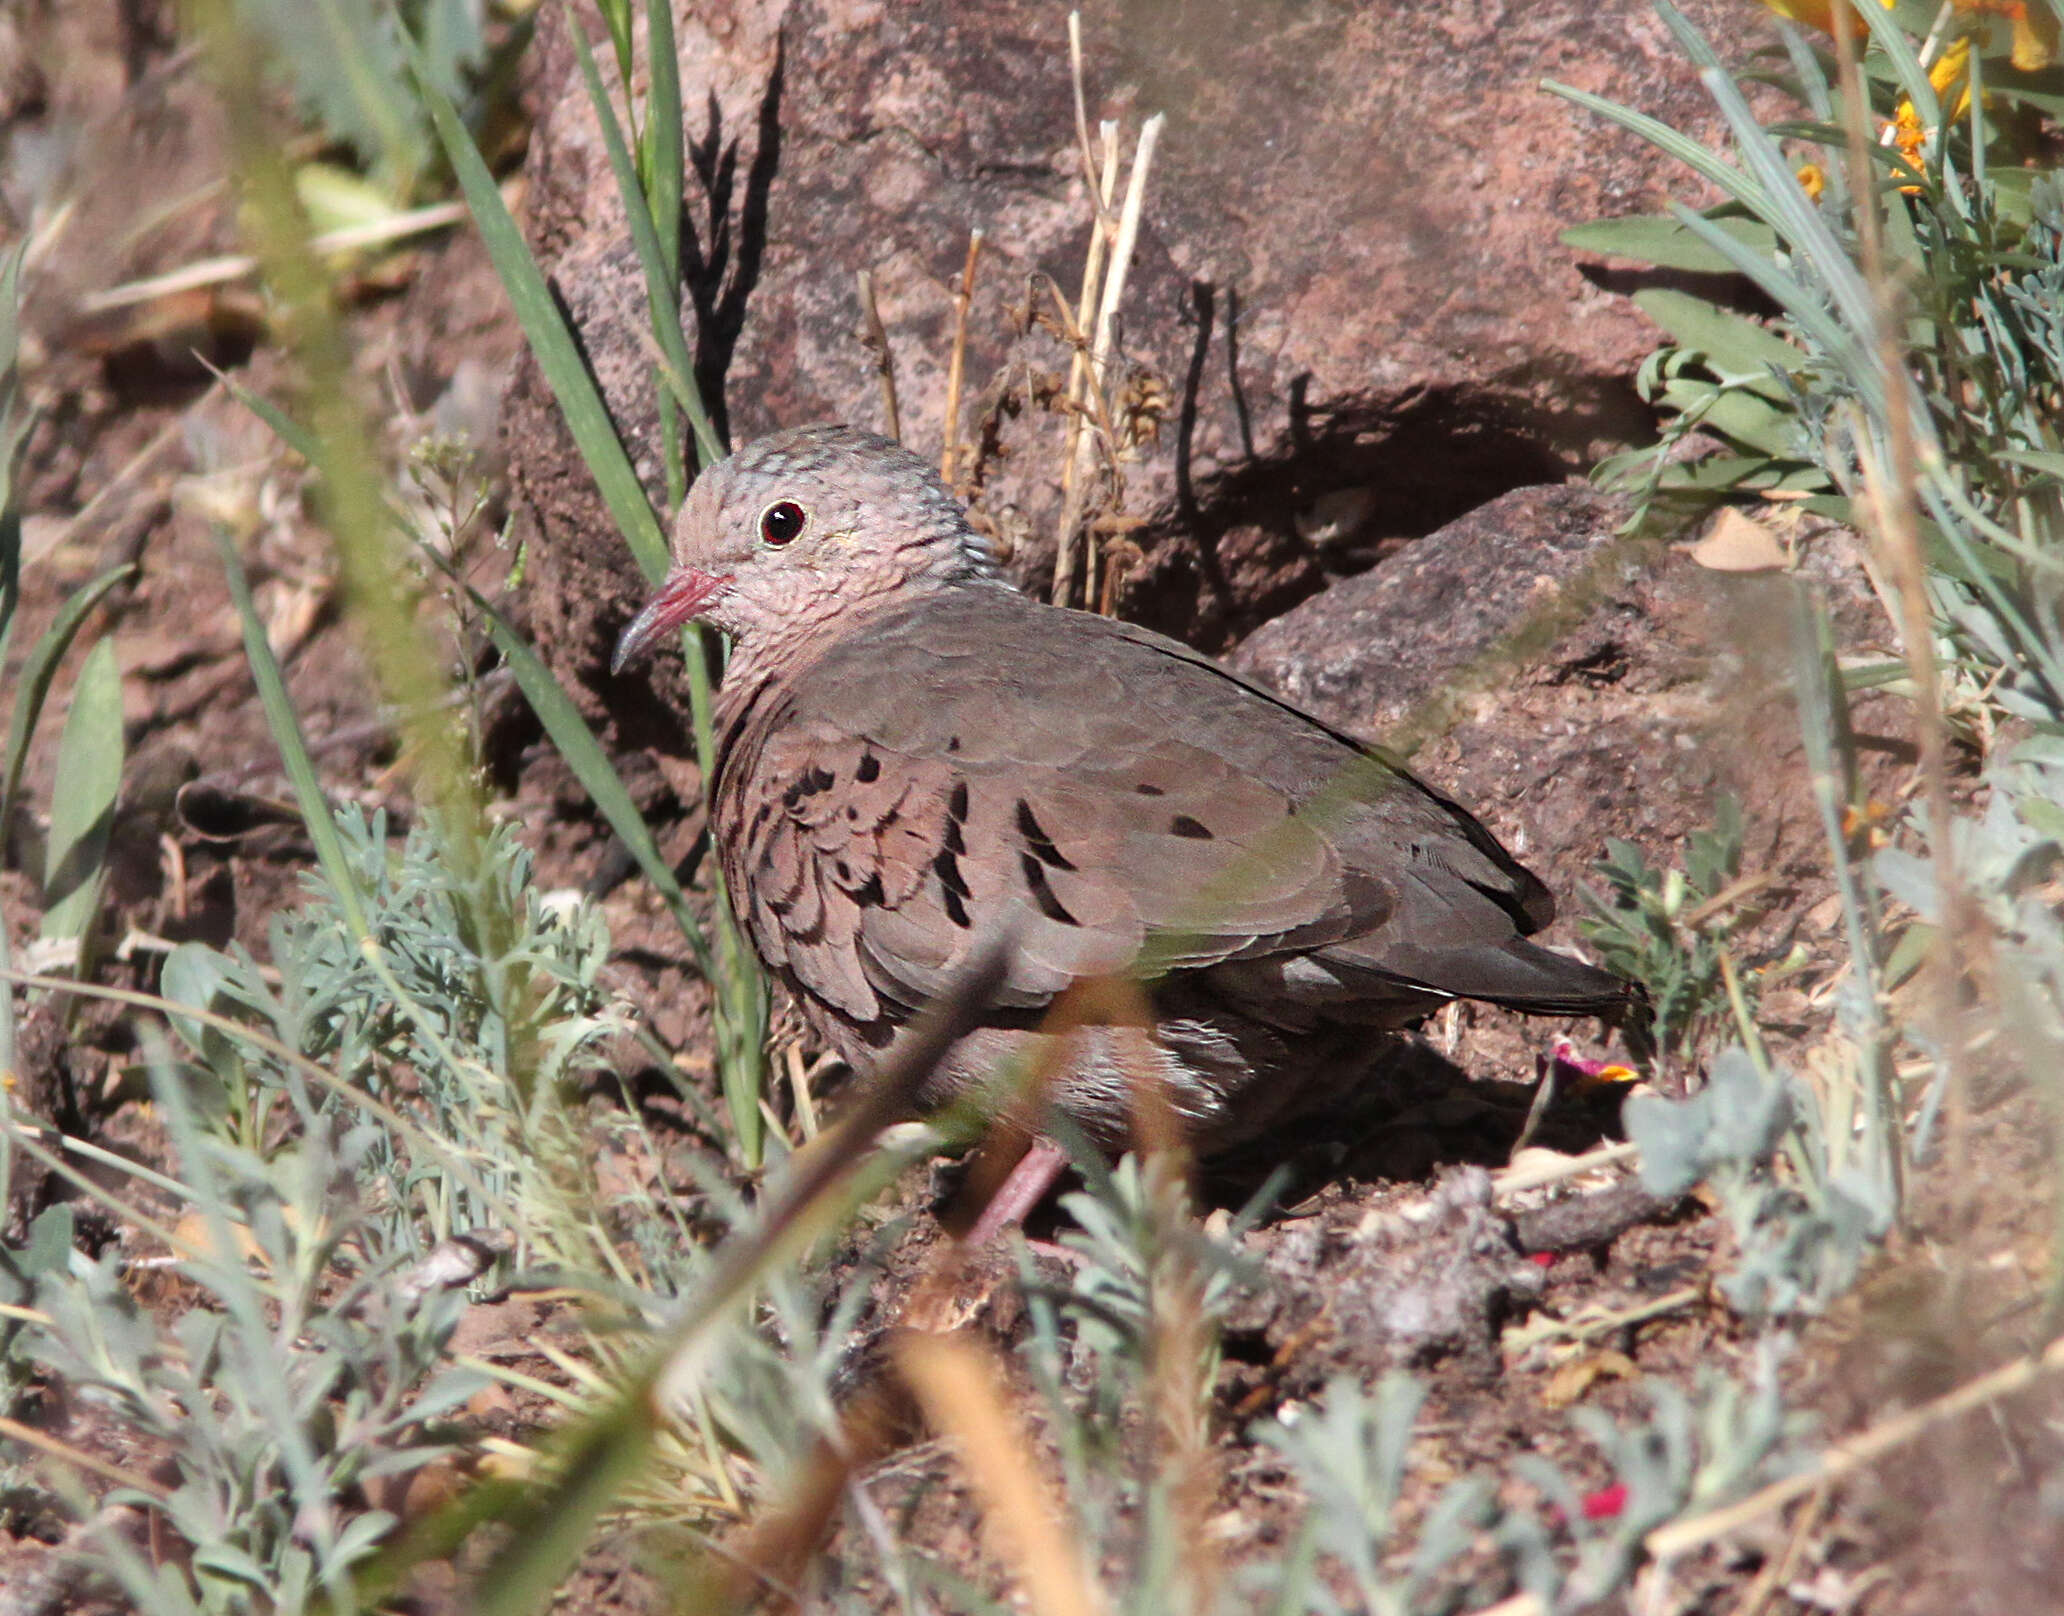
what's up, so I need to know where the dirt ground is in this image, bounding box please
[3,11,2061,1616]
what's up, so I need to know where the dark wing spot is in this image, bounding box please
[1018,851,1080,925]
[781,764,836,809]
[1134,782,1166,797]
[932,848,971,898]
[855,872,886,907]
[947,735,963,753]
[941,782,970,854]
[941,882,971,928]
[835,860,852,882]
[1170,814,1213,840]
[856,752,881,782]
[1015,800,1078,871]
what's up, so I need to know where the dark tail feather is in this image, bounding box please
[1409,937,1641,1018]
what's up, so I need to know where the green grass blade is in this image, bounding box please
[222,369,323,464]
[1558,212,1779,274]
[0,241,21,672]
[1667,204,1881,411]
[0,921,12,1210]
[1652,0,1721,72]
[38,637,125,945]
[413,27,766,1161]
[645,0,685,292]
[565,23,761,1160]
[404,32,670,583]
[1694,62,1876,334]
[463,580,711,974]
[1848,0,1937,129]
[570,24,722,473]
[0,497,19,702]
[1543,80,1776,222]
[0,563,136,842]
[0,240,21,381]
[207,525,375,943]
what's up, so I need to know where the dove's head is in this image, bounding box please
[612,424,998,671]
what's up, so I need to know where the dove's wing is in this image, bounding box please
[713,587,1626,1030]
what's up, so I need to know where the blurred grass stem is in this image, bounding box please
[1833,1,1967,1213]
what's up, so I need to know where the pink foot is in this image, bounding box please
[960,1136,1072,1246]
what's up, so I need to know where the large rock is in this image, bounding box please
[504,0,1767,754]
[1231,483,1652,743]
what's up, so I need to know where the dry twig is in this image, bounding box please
[941,228,985,488]
[856,268,901,443]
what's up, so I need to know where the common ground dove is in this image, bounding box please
[614,425,1635,1154]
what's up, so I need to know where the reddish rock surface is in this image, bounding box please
[1231,483,1645,741]
[504,0,1767,742]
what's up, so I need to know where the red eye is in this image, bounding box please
[760,501,806,545]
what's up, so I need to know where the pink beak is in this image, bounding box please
[611,569,726,674]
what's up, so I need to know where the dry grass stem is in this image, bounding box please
[856,267,901,443]
[1725,1483,1828,1616]
[1052,118,1121,606]
[77,200,468,314]
[894,1331,1106,1616]
[941,227,985,487]
[1067,11,1096,194]
[1494,1140,1642,1198]
[1087,114,1162,405]
[1833,12,1944,1222]
[1078,114,1163,609]
[0,1414,173,1498]
[1646,1329,2064,1562]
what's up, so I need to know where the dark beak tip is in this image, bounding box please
[610,602,664,678]
[609,568,720,677]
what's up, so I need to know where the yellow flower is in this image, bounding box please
[1757,0,1894,37]
[2009,3,2061,70]
[1951,0,2061,71]
[1929,35,1975,121]
[1885,35,1972,185]
[1888,99,1929,178]
[1796,162,1827,199]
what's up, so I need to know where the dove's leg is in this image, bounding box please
[961,1136,1072,1246]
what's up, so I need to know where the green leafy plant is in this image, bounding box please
[1255,1373,1490,1616]
[1579,793,1759,1069]
[1554,1,2064,723]
[0,243,135,988]
[24,1065,485,1615]
[159,806,627,1260]
[226,0,511,202]
[1627,1043,1894,1314]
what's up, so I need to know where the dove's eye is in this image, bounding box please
[760,501,806,546]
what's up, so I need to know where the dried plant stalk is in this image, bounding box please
[941,227,985,487]
[894,1331,1105,1616]
[1052,118,1122,606]
[857,267,901,443]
